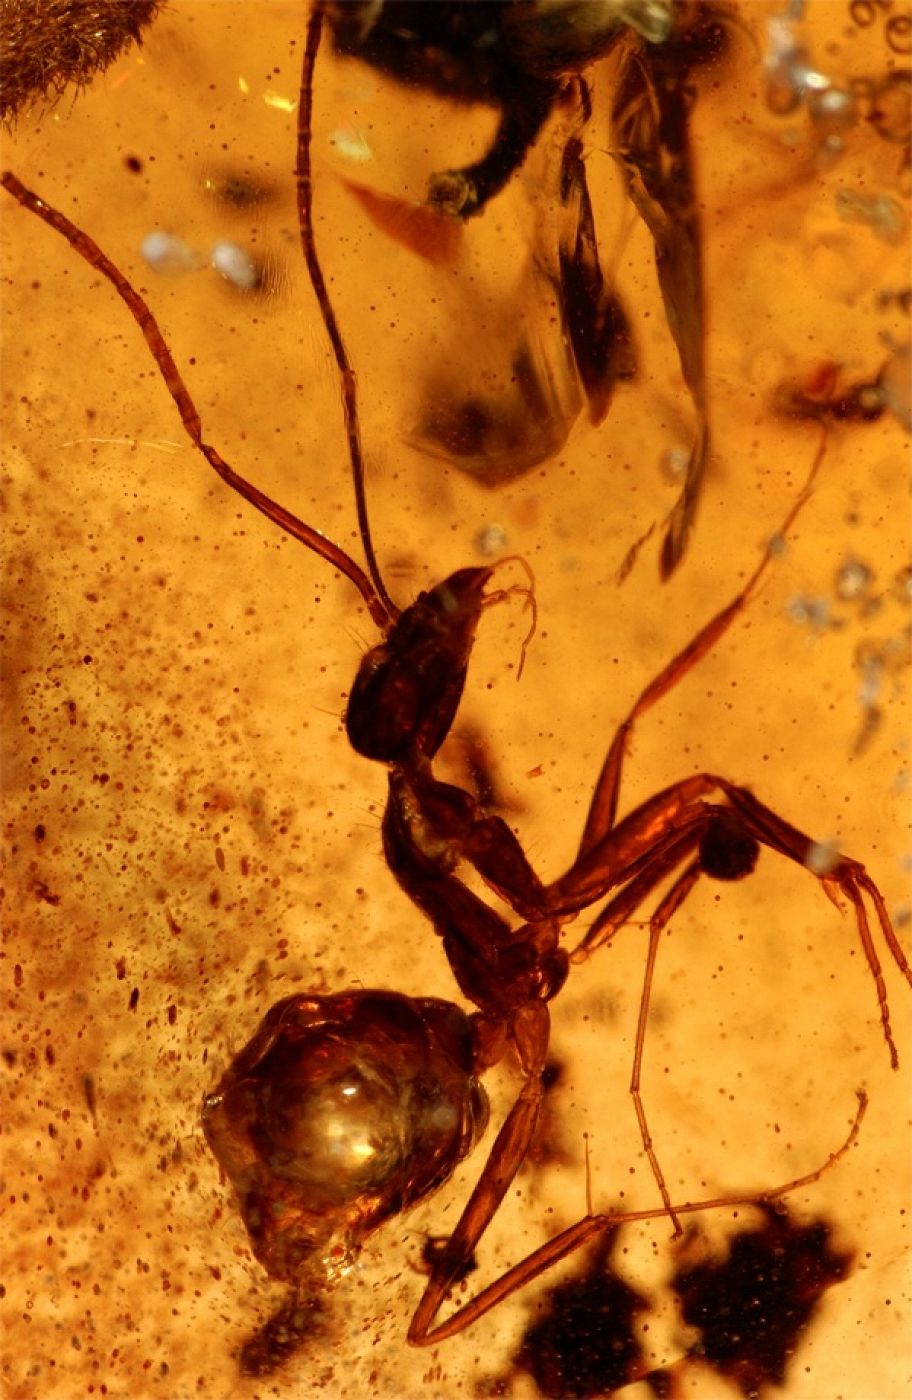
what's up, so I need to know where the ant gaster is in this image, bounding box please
[3,1,908,1354]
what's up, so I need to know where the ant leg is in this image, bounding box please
[0,171,388,627]
[629,861,703,1234]
[383,771,567,1013]
[426,81,556,218]
[718,781,912,1067]
[556,777,907,1198]
[408,1090,868,1344]
[561,771,908,1068]
[400,766,550,919]
[578,433,826,859]
[568,819,716,1225]
[568,820,707,961]
[408,1000,551,1343]
[554,775,722,912]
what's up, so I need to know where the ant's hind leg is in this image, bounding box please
[408,1081,868,1345]
[627,860,704,1234]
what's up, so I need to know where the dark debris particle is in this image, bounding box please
[421,1235,478,1284]
[513,1229,649,1398]
[642,1368,675,1399]
[672,1205,853,1397]
[239,1290,325,1376]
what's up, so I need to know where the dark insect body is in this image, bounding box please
[0,0,165,124]
[504,1204,854,1398]
[511,1228,651,1397]
[3,0,909,1363]
[671,1206,855,1397]
[772,358,891,426]
[324,0,729,577]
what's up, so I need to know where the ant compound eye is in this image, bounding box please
[700,811,760,882]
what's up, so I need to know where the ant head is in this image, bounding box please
[346,567,494,763]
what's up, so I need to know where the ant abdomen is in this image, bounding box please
[202,990,489,1283]
[346,567,492,764]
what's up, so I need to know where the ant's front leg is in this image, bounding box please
[397,762,556,922]
[576,439,826,859]
[382,769,569,1017]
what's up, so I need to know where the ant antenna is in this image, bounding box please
[0,171,389,629]
[297,0,400,624]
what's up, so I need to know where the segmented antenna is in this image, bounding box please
[297,0,400,622]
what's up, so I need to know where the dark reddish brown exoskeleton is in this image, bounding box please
[3,5,908,1354]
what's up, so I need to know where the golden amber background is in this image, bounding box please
[2,3,910,1397]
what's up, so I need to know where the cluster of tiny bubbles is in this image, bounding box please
[855,633,912,692]
[141,229,260,290]
[788,594,833,633]
[764,2,856,149]
[820,558,912,755]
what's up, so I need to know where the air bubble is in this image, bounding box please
[806,840,840,876]
[835,558,873,601]
[788,595,831,631]
[210,241,259,291]
[140,230,202,276]
[660,446,689,484]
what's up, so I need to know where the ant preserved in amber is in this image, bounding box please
[2,2,909,1363]
[4,169,908,1373]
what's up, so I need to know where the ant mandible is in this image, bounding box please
[3,3,908,1354]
